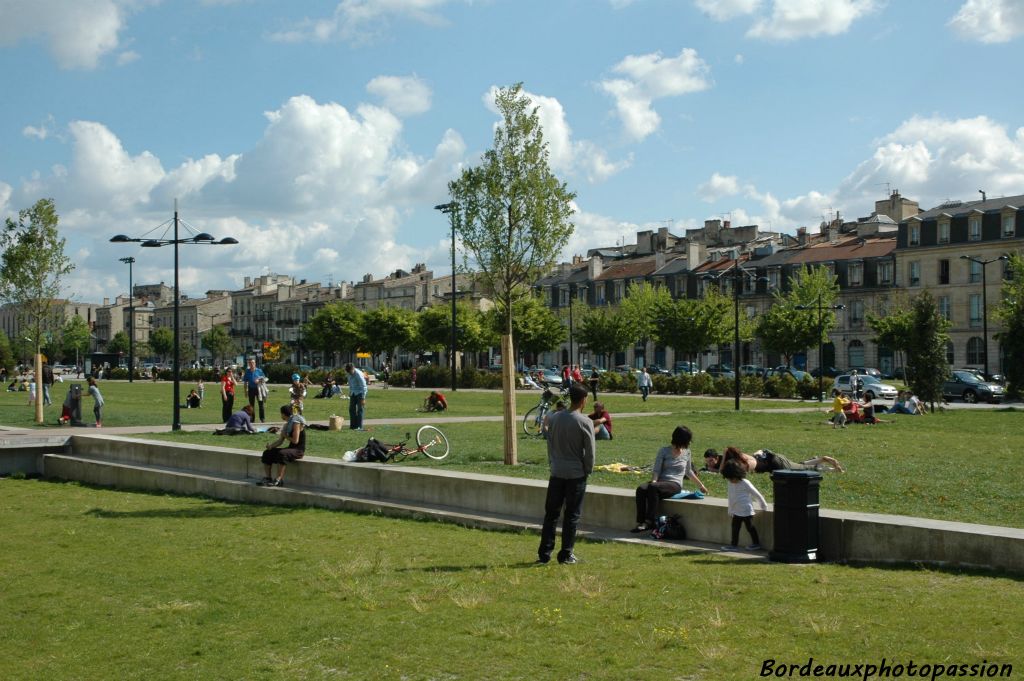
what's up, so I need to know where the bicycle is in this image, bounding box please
[383,425,450,462]
[522,385,569,437]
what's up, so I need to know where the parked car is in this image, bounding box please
[646,365,672,375]
[580,365,607,375]
[739,365,763,377]
[957,368,1006,385]
[533,368,564,386]
[673,361,702,375]
[809,366,841,378]
[849,367,882,379]
[705,364,736,380]
[942,370,1004,404]
[834,374,898,401]
[613,365,638,375]
[763,366,811,383]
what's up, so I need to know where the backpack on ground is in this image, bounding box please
[356,438,390,462]
[651,514,686,540]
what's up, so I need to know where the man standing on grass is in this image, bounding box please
[346,363,367,431]
[242,357,267,423]
[537,383,595,565]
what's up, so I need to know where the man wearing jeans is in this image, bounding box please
[345,363,367,431]
[537,383,595,565]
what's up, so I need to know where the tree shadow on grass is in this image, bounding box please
[84,500,301,520]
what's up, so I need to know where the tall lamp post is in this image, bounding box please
[796,294,845,402]
[960,254,1008,378]
[119,257,136,383]
[704,259,765,411]
[435,202,458,392]
[111,201,237,430]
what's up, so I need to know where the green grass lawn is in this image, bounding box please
[1,479,1019,681]
[5,382,1023,527]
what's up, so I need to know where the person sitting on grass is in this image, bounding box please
[588,401,613,440]
[704,447,845,474]
[181,389,202,409]
[424,390,448,412]
[216,405,257,435]
[720,459,767,552]
[259,404,306,487]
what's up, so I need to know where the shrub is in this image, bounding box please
[741,375,764,397]
[674,374,690,395]
[651,374,674,394]
[796,377,820,401]
[689,373,712,395]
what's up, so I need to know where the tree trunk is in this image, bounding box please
[34,352,44,424]
[501,334,517,465]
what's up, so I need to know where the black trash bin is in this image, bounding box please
[769,469,821,563]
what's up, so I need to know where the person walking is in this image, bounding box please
[637,367,653,401]
[537,384,595,565]
[346,363,367,431]
[242,357,267,423]
[220,367,236,423]
[588,368,599,402]
[42,362,54,406]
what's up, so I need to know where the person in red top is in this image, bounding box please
[571,365,583,383]
[425,390,448,412]
[561,365,570,385]
[220,367,236,423]
[588,401,613,440]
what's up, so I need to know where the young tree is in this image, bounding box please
[905,291,951,409]
[0,330,15,375]
[149,328,175,364]
[60,315,92,366]
[106,331,131,356]
[418,303,489,360]
[201,325,237,368]
[0,198,74,423]
[757,265,840,367]
[867,297,914,381]
[304,302,365,366]
[652,292,730,371]
[995,254,1024,398]
[619,281,672,366]
[576,305,632,369]
[362,306,417,368]
[447,83,575,464]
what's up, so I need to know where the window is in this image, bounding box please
[560,289,568,306]
[967,337,985,365]
[614,282,624,302]
[946,341,955,365]
[909,224,921,246]
[938,296,951,321]
[1003,214,1016,238]
[969,294,983,328]
[938,220,950,244]
[969,217,982,241]
[878,261,893,285]
[850,300,864,326]
[847,340,865,368]
[909,261,920,286]
[969,259,982,284]
[938,259,949,285]
[768,268,781,289]
[848,262,863,287]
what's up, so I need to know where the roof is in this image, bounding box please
[652,255,690,276]
[785,235,896,265]
[910,194,1024,222]
[593,256,659,281]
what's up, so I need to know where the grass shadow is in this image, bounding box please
[84,499,301,520]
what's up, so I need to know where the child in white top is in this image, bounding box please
[721,460,768,551]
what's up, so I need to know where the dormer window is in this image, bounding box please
[909,224,921,246]
[938,220,950,244]
[1003,212,1016,238]
[848,262,863,287]
[969,217,982,241]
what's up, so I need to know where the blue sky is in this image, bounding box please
[1,0,1023,302]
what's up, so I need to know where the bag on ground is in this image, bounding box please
[651,514,686,540]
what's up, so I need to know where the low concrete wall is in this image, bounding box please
[10,435,1023,572]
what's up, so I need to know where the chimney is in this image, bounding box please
[655,250,666,272]
[103,297,110,306]
[797,226,807,246]
[723,220,731,229]
[588,254,603,280]
[244,276,252,287]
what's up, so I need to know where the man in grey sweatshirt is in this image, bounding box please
[537,384,596,565]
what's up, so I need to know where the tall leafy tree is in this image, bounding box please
[60,315,92,366]
[201,325,237,368]
[417,303,489,357]
[362,306,417,367]
[867,295,914,380]
[304,302,365,365]
[576,304,632,368]
[0,198,74,423]
[106,331,131,357]
[447,82,575,464]
[995,254,1024,398]
[149,327,175,364]
[905,291,951,408]
[0,330,15,375]
[757,265,840,367]
[482,295,565,365]
[619,281,672,365]
[652,293,730,370]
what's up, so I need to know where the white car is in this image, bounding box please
[834,374,898,401]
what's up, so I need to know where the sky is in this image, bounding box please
[1,0,1023,303]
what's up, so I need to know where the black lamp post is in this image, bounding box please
[704,260,766,411]
[118,256,135,383]
[111,202,237,430]
[796,294,845,402]
[960,254,1009,378]
[435,202,458,392]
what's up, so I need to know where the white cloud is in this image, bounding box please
[366,75,432,116]
[697,173,742,202]
[0,0,149,69]
[600,48,712,141]
[270,0,454,44]
[22,115,56,140]
[734,53,745,64]
[694,0,761,21]
[747,0,879,41]
[0,181,11,216]
[483,86,631,184]
[949,0,1024,43]
[116,49,140,65]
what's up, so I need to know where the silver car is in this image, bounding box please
[834,374,898,401]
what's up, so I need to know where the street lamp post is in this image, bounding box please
[111,201,237,430]
[435,202,458,392]
[119,257,135,383]
[796,294,845,402]
[704,259,765,411]
[960,254,1009,378]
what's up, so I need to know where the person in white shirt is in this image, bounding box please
[637,367,653,401]
[720,459,768,551]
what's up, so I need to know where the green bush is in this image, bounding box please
[764,374,798,399]
[689,372,712,395]
[674,374,690,395]
[741,375,764,397]
[651,374,674,394]
[796,377,820,401]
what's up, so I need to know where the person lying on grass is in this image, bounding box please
[702,447,845,474]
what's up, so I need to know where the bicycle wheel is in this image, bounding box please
[523,405,546,437]
[416,425,450,460]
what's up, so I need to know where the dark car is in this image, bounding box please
[646,365,672,375]
[809,366,841,378]
[942,370,1004,403]
[764,366,811,382]
[673,361,701,375]
[705,364,736,380]
[958,368,1006,385]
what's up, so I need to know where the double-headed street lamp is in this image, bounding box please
[795,295,845,402]
[960,254,1008,378]
[434,202,458,392]
[111,202,237,430]
[118,257,136,383]
[703,259,766,411]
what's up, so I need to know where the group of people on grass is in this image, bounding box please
[537,381,847,564]
[829,388,926,427]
